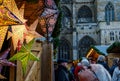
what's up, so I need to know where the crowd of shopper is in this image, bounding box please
[54,55,120,81]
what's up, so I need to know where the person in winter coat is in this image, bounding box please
[55,58,70,81]
[97,55,110,72]
[74,63,84,81]
[112,58,120,81]
[109,57,119,76]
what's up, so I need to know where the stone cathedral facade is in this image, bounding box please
[57,0,120,60]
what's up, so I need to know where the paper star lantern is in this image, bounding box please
[9,39,39,75]
[39,0,59,38]
[0,48,15,73]
[11,25,27,50]
[19,2,25,20]
[0,5,22,26]
[0,26,8,50]
[25,19,43,43]
[7,31,12,40]
[3,0,26,23]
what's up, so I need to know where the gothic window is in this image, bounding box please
[105,2,114,24]
[78,5,92,23]
[110,32,114,41]
[58,39,70,60]
[61,6,71,28]
[78,36,96,58]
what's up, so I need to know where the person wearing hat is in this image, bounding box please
[55,58,70,81]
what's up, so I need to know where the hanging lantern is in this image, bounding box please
[39,17,47,33]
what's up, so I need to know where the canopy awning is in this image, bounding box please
[107,41,120,53]
[86,45,109,58]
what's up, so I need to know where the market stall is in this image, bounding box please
[107,41,120,67]
[86,45,109,62]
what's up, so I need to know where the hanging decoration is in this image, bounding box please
[25,19,43,43]
[0,0,28,51]
[7,31,12,40]
[19,2,25,20]
[0,74,6,79]
[39,0,59,41]
[0,0,43,75]
[9,39,39,75]
[0,0,59,77]
[2,1,29,50]
[39,17,47,33]
[0,5,22,26]
[0,26,8,50]
[11,25,27,50]
[3,0,26,23]
[0,48,16,78]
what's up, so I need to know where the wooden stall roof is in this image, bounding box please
[86,45,109,58]
[107,41,120,53]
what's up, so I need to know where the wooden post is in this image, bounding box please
[41,42,53,81]
[9,42,16,81]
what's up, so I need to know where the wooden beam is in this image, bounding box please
[41,42,53,81]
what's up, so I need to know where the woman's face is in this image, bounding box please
[61,62,68,68]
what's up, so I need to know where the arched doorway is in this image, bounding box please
[58,38,71,60]
[78,36,96,58]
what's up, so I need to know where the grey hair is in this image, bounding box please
[97,55,105,62]
[113,57,119,65]
[81,59,90,67]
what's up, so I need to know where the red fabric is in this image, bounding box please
[17,40,22,51]
[74,65,84,81]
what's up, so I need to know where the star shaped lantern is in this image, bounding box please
[39,0,59,42]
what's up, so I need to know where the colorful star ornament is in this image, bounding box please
[0,0,25,26]
[39,0,59,39]
[0,26,8,50]
[25,19,43,43]
[0,0,28,51]
[9,39,39,75]
[2,0,26,23]
[0,5,22,26]
[0,48,16,79]
[11,25,27,50]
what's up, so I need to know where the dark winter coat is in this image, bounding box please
[109,65,117,76]
[55,65,70,81]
